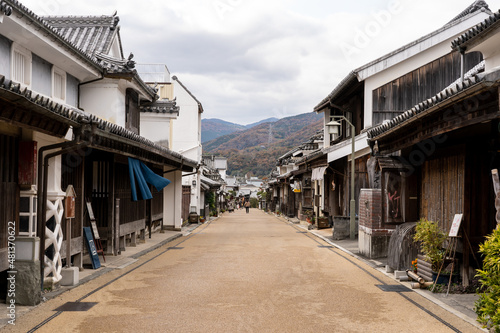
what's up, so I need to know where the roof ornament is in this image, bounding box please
[0,2,12,16]
[125,52,135,69]
[110,11,119,30]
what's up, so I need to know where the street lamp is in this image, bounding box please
[326,115,356,240]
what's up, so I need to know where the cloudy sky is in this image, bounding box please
[17,0,500,124]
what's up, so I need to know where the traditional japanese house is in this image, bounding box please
[274,130,325,219]
[0,1,197,304]
[314,0,492,258]
[367,7,500,284]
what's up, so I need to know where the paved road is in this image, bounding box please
[7,209,482,332]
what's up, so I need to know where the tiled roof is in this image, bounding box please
[0,1,12,15]
[452,9,500,50]
[314,2,491,113]
[41,13,156,98]
[92,52,157,99]
[367,74,483,140]
[4,1,102,71]
[172,76,204,113]
[0,75,196,168]
[446,0,490,25]
[140,99,179,115]
[313,71,358,112]
[278,130,324,165]
[296,149,325,165]
[42,14,122,57]
[94,52,135,74]
[0,75,86,125]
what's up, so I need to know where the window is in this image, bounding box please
[19,194,37,237]
[11,44,31,87]
[52,66,66,102]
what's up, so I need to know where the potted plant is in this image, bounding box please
[317,215,329,229]
[304,210,313,224]
[413,218,448,281]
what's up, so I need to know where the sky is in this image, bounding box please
[16,0,500,125]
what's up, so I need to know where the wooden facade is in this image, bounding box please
[371,81,500,282]
[420,146,465,232]
[182,185,191,222]
[372,52,483,124]
[0,134,18,271]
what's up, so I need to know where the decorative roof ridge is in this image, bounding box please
[140,99,179,114]
[446,0,490,25]
[43,14,119,29]
[95,51,130,67]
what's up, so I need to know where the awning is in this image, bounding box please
[128,157,171,201]
[311,166,328,181]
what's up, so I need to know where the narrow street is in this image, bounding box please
[8,209,481,333]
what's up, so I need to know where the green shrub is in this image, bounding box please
[475,226,500,331]
[250,197,258,208]
[413,218,448,271]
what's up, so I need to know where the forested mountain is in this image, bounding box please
[201,117,279,143]
[203,112,323,177]
[244,117,278,129]
[201,119,246,143]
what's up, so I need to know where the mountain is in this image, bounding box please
[201,117,279,143]
[203,112,323,177]
[244,117,278,129]
[201,119,245,143]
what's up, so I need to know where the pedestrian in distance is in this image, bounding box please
[245,200,250,213]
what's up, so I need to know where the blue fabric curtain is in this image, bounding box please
[128,157,171,201]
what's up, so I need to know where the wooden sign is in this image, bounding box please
[65,196,76,219]
[449,213,463,237]
[90,220,100,240]
[83,227,101,269]
[65,185,77,219]
[86,201,95,220]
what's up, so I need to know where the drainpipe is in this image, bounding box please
[460,47,466,83]
[36,127,87,289]
[77,73,105,110]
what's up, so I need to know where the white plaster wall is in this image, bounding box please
[163,169,183,230]
[470,31,500,71]
[171,78,203,214]
[80,80,126,127]
[171,79,202,162]
[140,113,172,144]
[33,132,66,196]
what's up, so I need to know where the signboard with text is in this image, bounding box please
[449,214,463,237]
